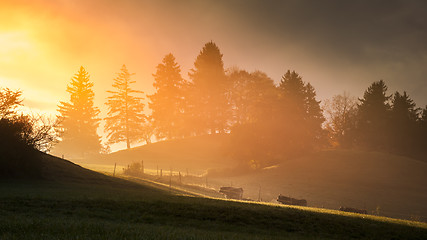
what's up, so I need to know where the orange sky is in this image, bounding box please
[1,0,426,146]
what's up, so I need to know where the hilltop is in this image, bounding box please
[97,134,232,173]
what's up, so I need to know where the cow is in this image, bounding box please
[277,194,307,206]
[219,187,243,200]
[339,206,367,214]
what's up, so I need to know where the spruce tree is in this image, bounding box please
[304,83,326,146]
[55,66,101,157]
[149,54,187,140]
[357,80,391,150]
[105,65,146,149]
[389,91,419,155]
[278,70,325,150]
[189,41,231,135]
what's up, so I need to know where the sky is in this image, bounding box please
[1,0,427,148]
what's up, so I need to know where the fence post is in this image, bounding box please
[113,163,117,177]
[169,167,172,192]
[141,160,144,174]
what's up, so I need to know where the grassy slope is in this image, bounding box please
[207,150,427,222]
[89,134,231,174]
[1,152,427,239]
[78,135,427,222]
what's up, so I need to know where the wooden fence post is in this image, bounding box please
[113,163,117,177]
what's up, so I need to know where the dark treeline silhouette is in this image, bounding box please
[40,40,426,164]
[324,80,427,159]
[0,88,57,178]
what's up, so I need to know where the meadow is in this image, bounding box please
[77,136,427,222]
[1,153,427,239]
[1,180,427,240]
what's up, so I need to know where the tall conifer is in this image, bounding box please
[105,65,146,149]
[189,41,231,135]
[149,54,187,139]
[55,66,101,157]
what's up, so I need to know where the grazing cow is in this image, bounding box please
[339,206,367,214]
[277,194,307,206]
[219,187,243,200]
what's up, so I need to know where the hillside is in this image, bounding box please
[207,150,427,222]
[1,151,427,239]
[75,134,427,222]
[100,134,232,174]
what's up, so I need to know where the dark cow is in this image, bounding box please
[219,187,243,200]
[339,206,367,214]
[277,194,307,206]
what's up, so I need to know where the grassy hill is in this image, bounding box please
[205,149,427,222]
[1,152,427,239]
[98,134,232,174]
[74,134,427,222]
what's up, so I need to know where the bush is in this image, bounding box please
[0,88,58,178]
[123,162,144,176]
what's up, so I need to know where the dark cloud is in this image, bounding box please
[210,0,427,104]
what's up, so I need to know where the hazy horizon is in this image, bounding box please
[2,0,427,151]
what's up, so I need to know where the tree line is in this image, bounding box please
[3,41,424,166]
[324,80,427,160]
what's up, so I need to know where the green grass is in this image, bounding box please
[1,153,426,239]
[0,180,426,240]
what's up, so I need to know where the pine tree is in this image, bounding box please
[278,70,325,149]
[357,80,391,150]
[149,54,187,140]
[55,66,101,157]
[304,83,326,146]
[188,41,231,135]
[105,65,146,149]
[418,106,427,155]
[389,91,419,155]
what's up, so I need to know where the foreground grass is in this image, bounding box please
[0,180,426,240]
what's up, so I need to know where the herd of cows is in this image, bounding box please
[219,187,368,215]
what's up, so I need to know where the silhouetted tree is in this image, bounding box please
[189,41,231,135]
[389,91,419,155]
[226,69,280,167]
[323,92,358,148]
[1,88,58,177]
[55,66,101,157]
[357,80,391,150]
[304,83,326,146]
[228,70,324,167]
[0,88,22,118]
[105,65,146,149]
[228,69,277,125]
[417,106,427,156]
[278,70,325,151]
[149,54,188,139]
